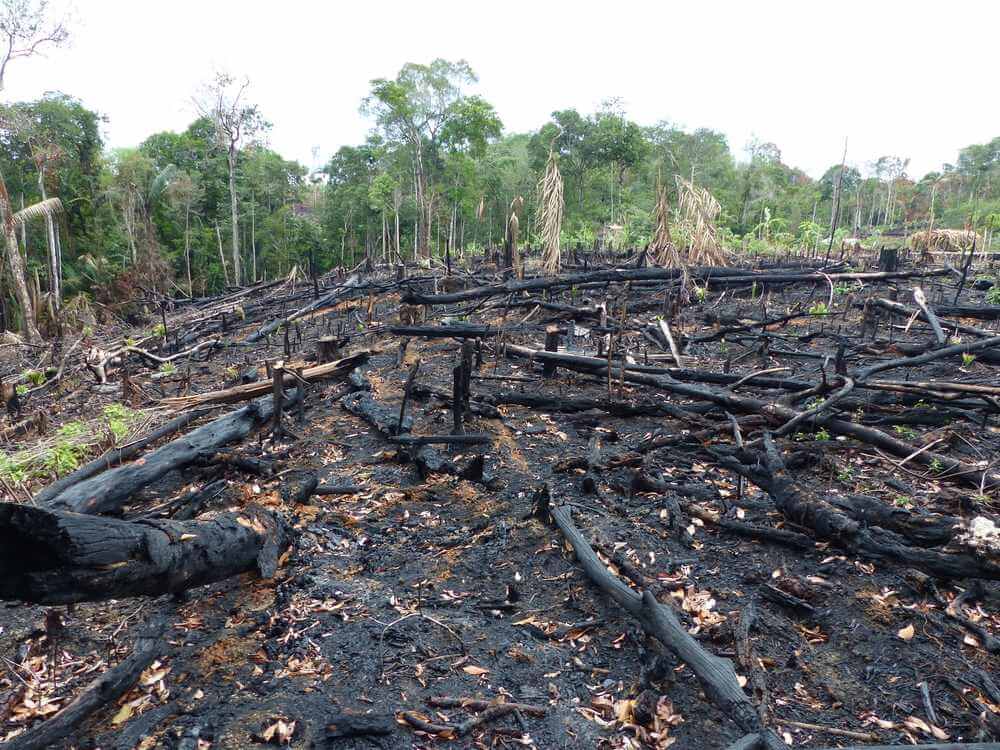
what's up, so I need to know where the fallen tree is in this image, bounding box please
[711,434,1000,581]
[32,409,209,505]
[47,391,301,515]
[160,352,369,408]
[504,344,1000,491]
[244,273,361,342]
[0,616,168,750]
[539,488,786,748]
[0,502,291,604]
[403,266,952,306]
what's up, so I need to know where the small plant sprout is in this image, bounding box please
[152,323,167,338]
[808,301,829,315]
[159,362,177,375]
[24,370,45,386]
[694,285,708,303]
[961,353,976,368]
[929,457,943,474]
[894,495,912,509]
[894,425,918,440]
[987,282,1000,305]
[103,404,137,441]
[815,428,831,441]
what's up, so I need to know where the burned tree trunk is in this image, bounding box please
[46,392,298,516]
[0,616,168,750]
[0,502,292,605]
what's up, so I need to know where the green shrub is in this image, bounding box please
[103,404,138,441]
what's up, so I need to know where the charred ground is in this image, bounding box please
[1,248,999,750]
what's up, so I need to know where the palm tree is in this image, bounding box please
[1,166,62,342]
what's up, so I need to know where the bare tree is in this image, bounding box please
[194,72,267,286]
[0,0,69,93]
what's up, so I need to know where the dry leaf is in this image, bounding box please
[462,665,490,676]
[897,623,915,641]
[111,703,133,725]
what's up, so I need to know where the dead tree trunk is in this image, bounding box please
[46,392,299,516]
[0,616,168,750]
[0,503,291,604]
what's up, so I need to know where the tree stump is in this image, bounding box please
[317,336,341,362]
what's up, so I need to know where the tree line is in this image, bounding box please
[3,44,1000,339]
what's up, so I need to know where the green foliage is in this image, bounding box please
[5,58,1000,315]
[44,422,89,476]
[836,466,854,483]
[961,353,976,367]
[808,302,829,315]
[987,283,1000,305]
[103,403,138,441]
[815,428,831,441]
[893,425,918,440]
[24,370,45,386]
[0,452,28,484]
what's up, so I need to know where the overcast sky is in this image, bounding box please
[5,0,997,179]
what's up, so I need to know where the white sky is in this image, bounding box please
[5,0,998,179]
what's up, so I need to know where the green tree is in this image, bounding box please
[362,59,501,258]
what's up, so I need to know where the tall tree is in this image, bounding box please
[194,73,267,285]
[362,59,500,259]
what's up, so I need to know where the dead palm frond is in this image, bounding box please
[650,173,681,268]
[909,229,981,255]
[675,177,728,266]
[537,151,564,276]
[11,197,63,228]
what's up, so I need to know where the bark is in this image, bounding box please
[1,169,40,340]
[388,324,498,339]
[47,392,298,516]
[3,223,39,340]
[0,503,292,604]
[227,144,241,285]
[32,410,206,505]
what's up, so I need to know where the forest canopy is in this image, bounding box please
[2,55,1000,332]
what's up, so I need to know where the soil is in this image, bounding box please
[1,252,998,749]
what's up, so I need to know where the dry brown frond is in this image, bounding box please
[909,229,981,255]
[675,177,729,267]
[11,198,63,228]
[537,152,564,276]
[650,174,682,268]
